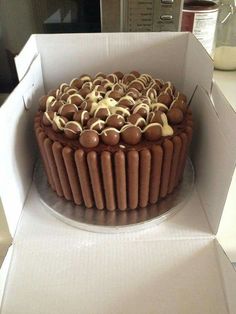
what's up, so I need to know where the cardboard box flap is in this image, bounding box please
[215,240,236,314]
[35,32,188,92]
[0,55,44,236]
[191,86,236,235]
[183,34,214,99]
[211,81,236,157]
[15,35,38,82]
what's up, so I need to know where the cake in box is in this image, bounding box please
[34,71,193,211]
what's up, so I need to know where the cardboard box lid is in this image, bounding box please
[1,31,236,314]
[0,32,235,240]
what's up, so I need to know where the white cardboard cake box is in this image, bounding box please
[0,32,236,314]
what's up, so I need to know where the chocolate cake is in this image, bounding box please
[34,71,193,211]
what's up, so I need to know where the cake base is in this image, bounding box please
[34,158,194,233]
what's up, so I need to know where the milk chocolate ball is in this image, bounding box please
[171,99,188,113]
[93,78,102,86]
[133,104,149,119]
[95,85,107,95]
[50,100,64,112]
[73,110,90,126]
[155,79,163,88]
[80,100,93,111]
[129,81,144,92]
[106,114,125,129]
[123,74,136,85]
[64,121,82,139]
[114,71,124,79]
[130,70,140,78]
[70,78,83,90]
[79,74,91,82]
[79,130,99,148]
[151,83,161,93]
[101,128,120,145]
[144,124,162,141]
[150,111,163,125]
[112,83,124,94]
[121,125,142,145]
[82,81,92,90]
[94,106,110,120]
[42,111,55,126]
[146,88,157,100]
[127,113,146,128]
[59,83,69,93]
[157,93,172,107]
[65,87,78,95]
[107,91,123,100]
[39,95,48,111]
[60,93,70,101]
[118,97,135,109]
[78,87,90,98]
[59,104,78,120]
[95,72,106,79]
[113,106,130,117]
[107,74,118,83]
[167,108,184,124]
[68,94,84,106]
[87,117,105,132]
[138,96,151,105]
[127,88,140,100]
[47,89,57,97]
[52,116,68,132]
[176,93,187,103]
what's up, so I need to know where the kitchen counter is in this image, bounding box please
[213,70,236,112]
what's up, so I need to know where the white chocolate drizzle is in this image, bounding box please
[86,90,102,102]
[161,113,173,136]
[53,116,67,130]
[150,103,168,111]
[101,127,120,136]
[98,97,117,108]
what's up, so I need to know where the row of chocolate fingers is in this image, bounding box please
[34,116,192,210]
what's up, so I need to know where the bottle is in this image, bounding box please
[214,0,236,70]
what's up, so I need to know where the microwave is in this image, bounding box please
[100,0,184,32]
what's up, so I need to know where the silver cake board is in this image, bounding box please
[34,159,194,233]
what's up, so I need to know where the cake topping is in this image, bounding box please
[79,130,99,148]
[101,128,120,145]
[39,71,188,146]
[64,121,82,139]
[52,116,68,132]
[106,114,125,129]
[167,108,184,124]
[73,110,90,126]
[42,111,56,126]
[87,117,105,132]
[68,94,84,106]
[127,113,146,128]
[121,125,142,145]
[94,105,110,120]
[58,104,78,120]
[157,92,172,107]
[143,123,162,141]
[132,103,150,119]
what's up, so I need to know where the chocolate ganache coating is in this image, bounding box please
[38,71,189,149]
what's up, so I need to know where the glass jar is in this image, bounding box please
[214,0,236,70]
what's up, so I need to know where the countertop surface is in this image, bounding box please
[213,70,236,112]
